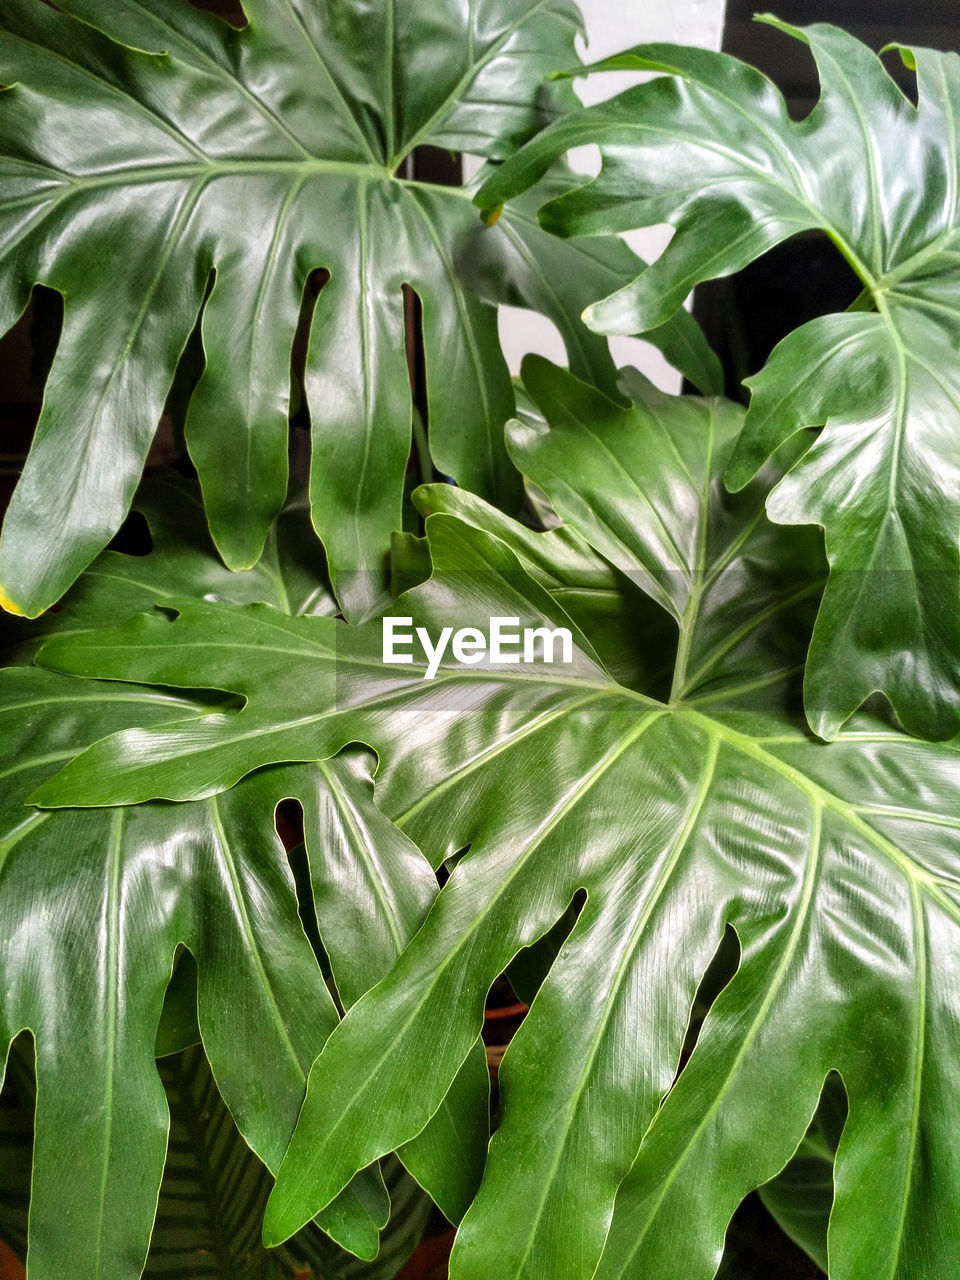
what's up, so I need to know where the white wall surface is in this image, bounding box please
[495,0,728,391]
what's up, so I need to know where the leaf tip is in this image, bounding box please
[480,203,503,227]
[582,293,636,338]
[24,782,57,810]
[722,458,753,494]
[881,41,917,71]
[261,1190,303,1251]
[754,13,809,45]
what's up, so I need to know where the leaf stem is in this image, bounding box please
[824,228,878,295]
[846,287,876,312]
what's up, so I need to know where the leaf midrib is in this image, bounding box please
[315,759,409,968]
[8,0,573,183]
[405,189,497,470]
[387,670,959,906]
[2,159,488,252]
[206,794,308,1129]
[368,641,959,928]
[272,0,381,165]
[93,807,124,1276]
[42,651,958,908]
[37,622,958,908]
[387,0,567,169]
[274,709,669,1237]
[113,0,314,160]
[669,401,715,699]
[505,735,721,1279]
[577,57,960,297]
[679,704,956,905]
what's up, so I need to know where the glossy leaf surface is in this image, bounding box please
[0,471,338,666]
[148,1046,432,1279]
[0,478,486,1274]
[35,364,960,1279]
[411,476,675,693]
[477,20,960,740]
[0,667,396,1275]
[0,0,715,619]
[0,1038,433,1279]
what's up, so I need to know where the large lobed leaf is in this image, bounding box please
[32,362,960,1278]
[0,0,717,621]
[477,18,960,742]
[0,478,488,1277]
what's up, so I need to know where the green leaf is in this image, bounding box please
[0,666,395,1274]
[29,362,821,808]
[713,1192,826,1280]
[147,1044,305,1279]
[755,1069,844,1272]
[38,364,960,1279]
[462,168,723,398]
[476,21,960,741]
[148,1045,433,1279]
[295,750,490,1228]
[274,1153,435,1280]
[154,950,202,1060]
[0,473,487,1271]
[0,471,337,666]
[411,478,675,693]
[0,1038,433,1279]
[509,357,825,708]
[0,667,483,1269]
[36,361,960,1279]
[0,0,713,619]
[758,1139,834,1272]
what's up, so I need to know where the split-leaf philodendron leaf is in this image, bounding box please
[0,476,488,1276]
[32,361,960,1278]
[477,18,960,742]
[753,1074,845,1275]
[0,0,718,621]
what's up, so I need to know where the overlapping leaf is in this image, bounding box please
[507,358,825,708]
[0,480,487,1276]
[0,471,338,666]
[410,477,675,693]
[478,18,960,741]
[0,0,717,620]
[754,1074,844,1274]
[0,668,400,1275]
[0,1035,435,1279]
[148,1045,433,1279]
[35,366,960,1277]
